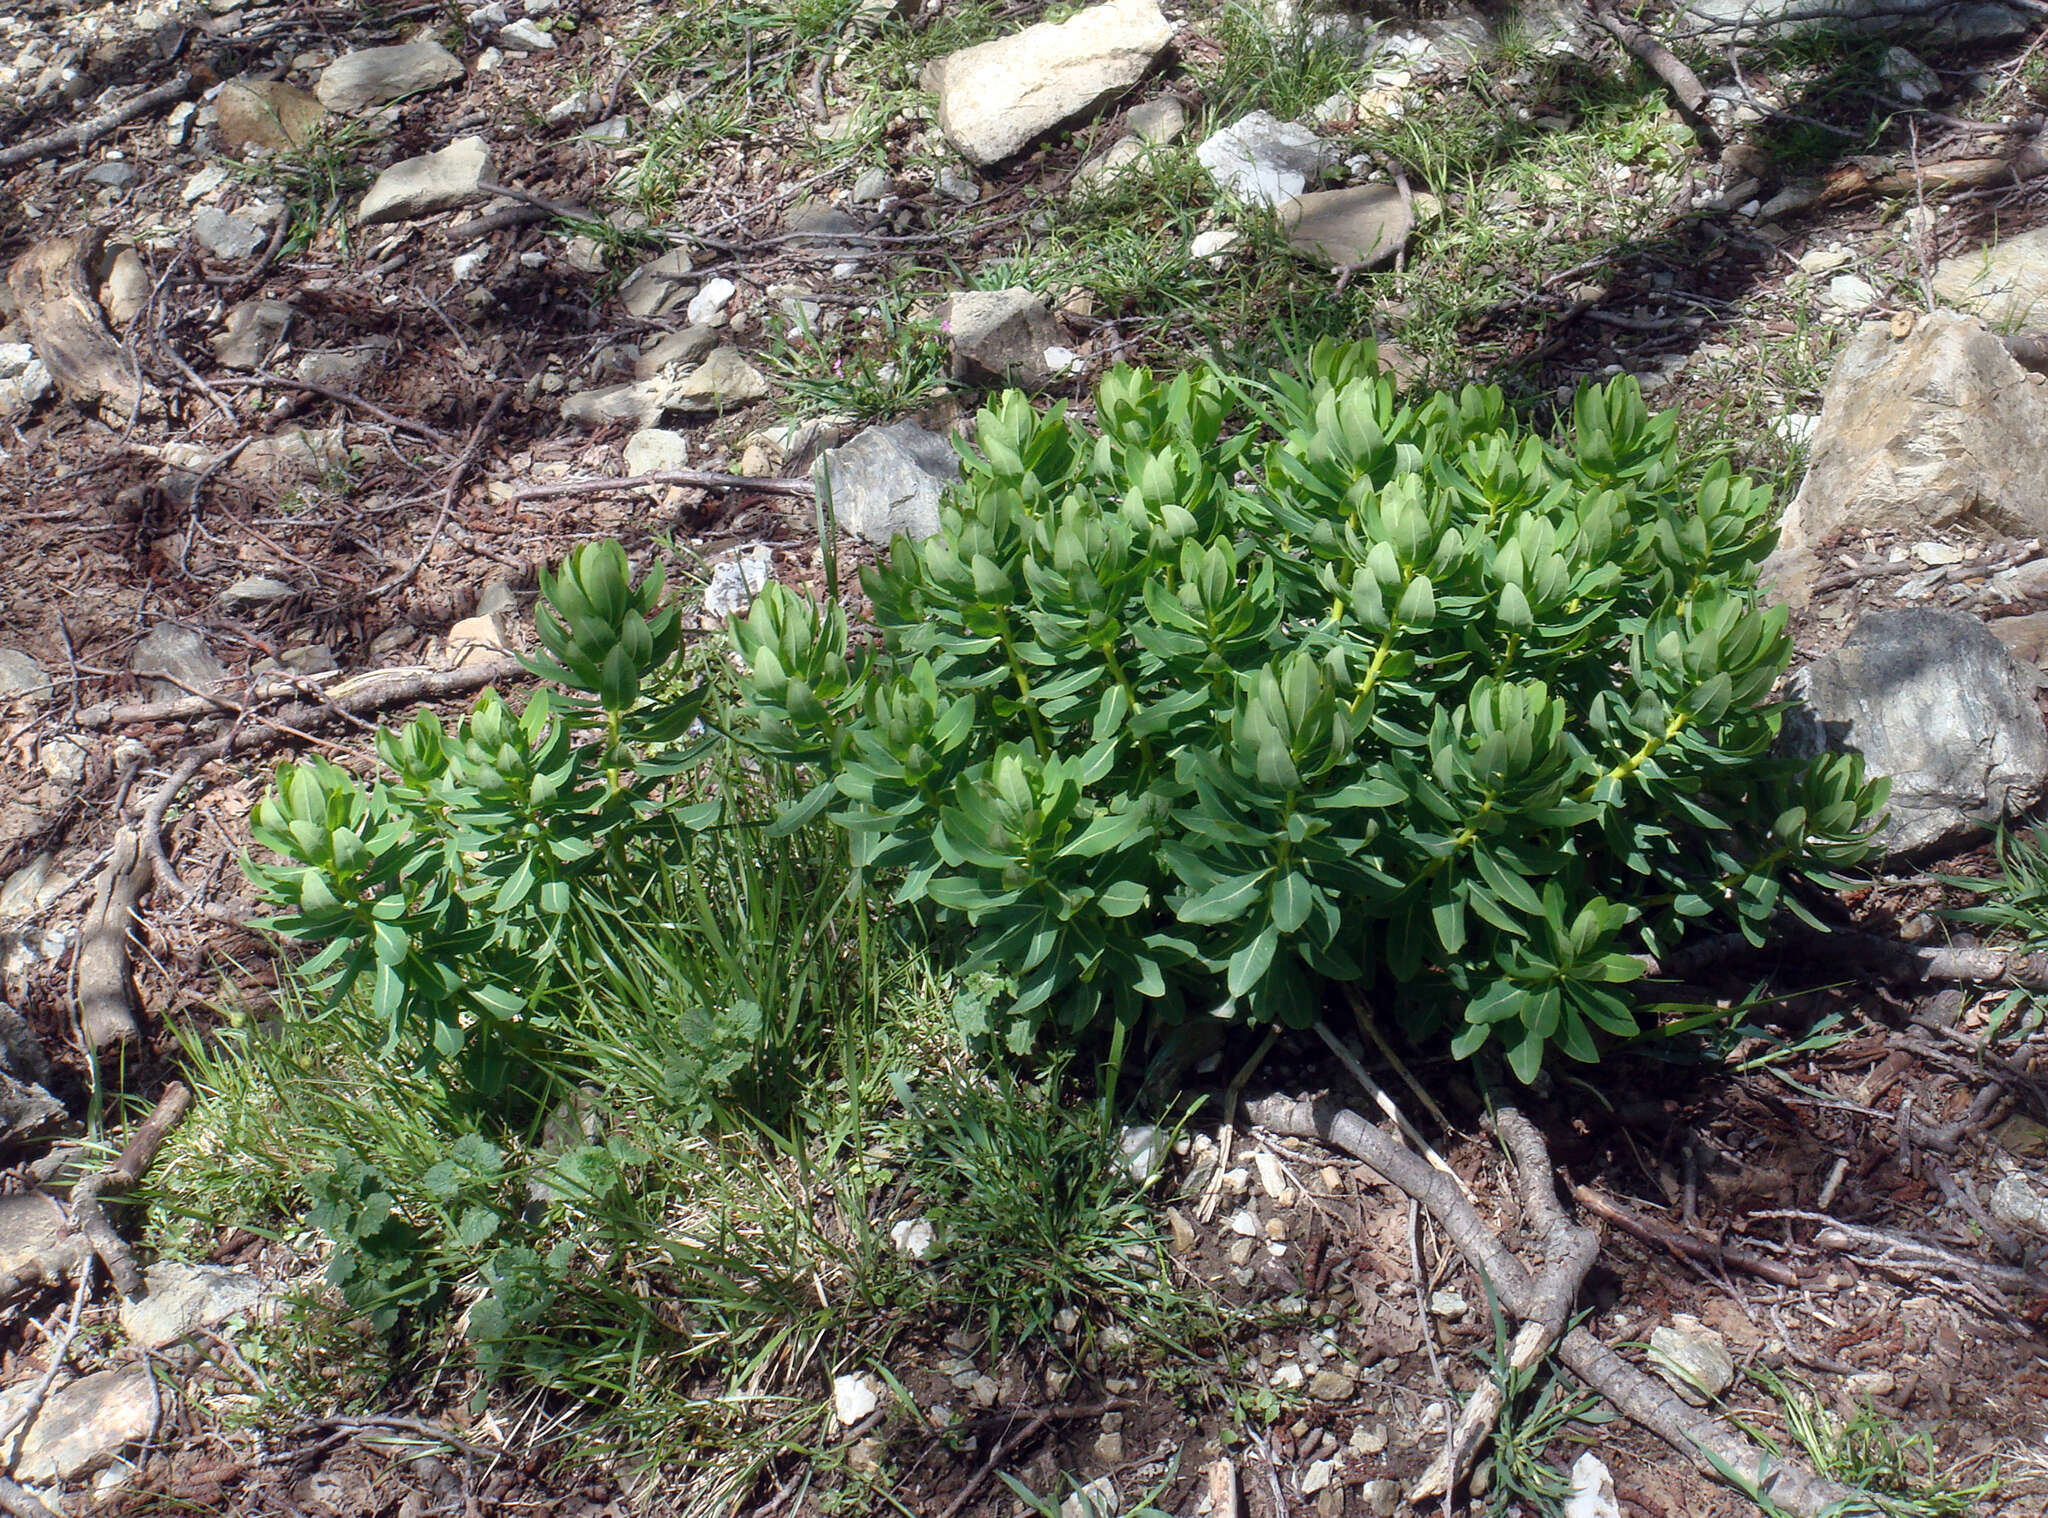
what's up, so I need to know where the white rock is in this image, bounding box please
[499,18,555,50]
[1189,227,1240,263]
[314,41,464,114]
[545,90,589,125]
[1043,344,1086,377]
[686,276,736,325]
[1824,273,1878,311]
[889,1216,938,1258]
[452,247,490,281]
[832,1372,880,1427]
[1196,111,1333,206]
[623,427,689,476]
[1563,1452,1622,1518]
[925,0,1173,166]
[1117,1125,1165,1183]
[702,546,773,618]
[1797,246,1852,274]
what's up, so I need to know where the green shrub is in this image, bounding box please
[731,342,1885,1077]
[244,541,714,1099]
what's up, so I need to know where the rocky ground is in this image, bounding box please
[7,0,2048,1512]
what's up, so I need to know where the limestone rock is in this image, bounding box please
[669,348,769,410]
[214,79,328,153]
[357,136,492,225]
[97,247,149,328]
[822,421,961,544]
[1769,312,2048,593]
[1,1368,157,1481]
[212,298,296,370]
[1126,96,1187,143]
[702,546,773,618]
[119,1262,266,1349]
[191,207,269,261]
[315,42,464,114]
[618,250,695,319]
[1196,111,1334,205]
[1563,1453,1623,1518]
[132,623,227,699]
[0,343,52,414]
[233,427,347,484]
[562,380,663,429]
[1783,609,2048,859]
[1933,225,2048,329]
[925,0,1173,167]
[944,287,1063,389]
[0,651,50,703]
[1279,185,1412,268]
[623,427,689,476]
[635,325,719,378]
[1648,1317,1735,1404]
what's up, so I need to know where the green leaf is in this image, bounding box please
[1227,925,1279,995]
[1178,870,1272,925]
[1270,871,1313,933]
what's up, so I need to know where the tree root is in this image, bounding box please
[74,830,150,1048]
[69,1083,190,1299]
[1245,1094,1860,1517]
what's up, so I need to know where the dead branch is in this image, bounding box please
[0,73,197,171]
[1650,927,2048,990]
[76,656,529,730]
[6,233,151,420]
[1246,1094,1858,1518]
[505,469,818,505]
[1411,1109,1600,1505]
[1754,1208,2048,1299]
[1588,1,1722,153]
[1574,1185,1801,1286]
[74,830,150,1048]
[69,1083,191,1299]
[1811,133,2048,208]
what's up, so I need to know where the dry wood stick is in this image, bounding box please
[1246,1094,1859,1518]
[0,74,197,171]
[505,469,818,504]
[70,1083,192,1299]
[1574,1184,1801,1287]
[77,655,529,730]
[75,829,150,1047]
[1587,1,1721,153]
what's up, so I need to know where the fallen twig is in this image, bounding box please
[0,74,197,171]
[1573,1184,1801,1287]
[74,830,151,1048]
[1246,1094,1858,1517]
[76,655,529,730]
[1755,1208,2048,1300]
[69,1083,192,1299]
[1587,1,1721,152]
[504,469,818,504]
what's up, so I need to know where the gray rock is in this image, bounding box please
[220,576,296,607]
[1648,1319,1735,1404]
[623,427,690,476]
[314,42,464,114]
[0,344,52,414]
[1279,184,1412,268]
[236,428,346,484]
[1072,135,1151,191]
[823,420,961,544]
[936,165,982,204]
[668,347,770,410]
[192,207,269,261]
[40,738,88,787]
[1784,610,2048,859]
[296,340,388,388]
[1125,95,1187,144]
[1,1368,157,1481]
[214,78,328,153]
[1933,225,2048,328]
[1677,0,2027,42]
[82,160,139,191]
[562,380,664,429]
[0,1192,84,1290]
[131,623,227,699]
[211,299,296,370]
[851,166,896,203]
[944,287,1063,389]
[0,650,50,703]
[1196,111,1334,206]
[1365,7,1494,68]
[1769,313,2048,590]
[634,325,719,377]
[618,249,696,319]
[1992,1173,2046,1231]
[119,1261,266,1349]
[925,0,1173,167]
[357,136,491,225]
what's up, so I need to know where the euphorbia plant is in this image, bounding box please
[735,341,1884,1077]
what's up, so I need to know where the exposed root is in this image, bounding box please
[1245,1093,1860,1517]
